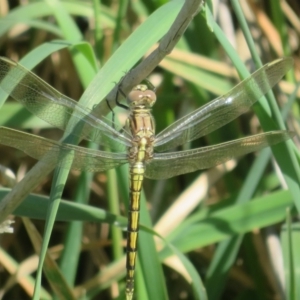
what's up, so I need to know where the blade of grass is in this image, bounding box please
[205,149,272,300]
[23,217,76,300]
[160,57,233,96]
[57,170,94,286]
[32,167,74,300]
[0,1,116,37]
[269,1,291,57]
[159,189,294,257]
[106,168,124,276]
[111,0,129,52]
[8,188,124,224]
[281,209,300,300]
[138,192,168,300]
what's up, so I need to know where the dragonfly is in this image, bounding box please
[0,56,294,300]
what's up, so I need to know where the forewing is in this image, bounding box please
[154,58,293,151]
[0,127,128,172]
[0,57,131,151]
[146,131,293,179]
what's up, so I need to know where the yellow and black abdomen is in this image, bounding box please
[126,160,145,298]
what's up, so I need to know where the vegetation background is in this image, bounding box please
[0,0,299,300]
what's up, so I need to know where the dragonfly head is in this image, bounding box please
[127,84,156,109]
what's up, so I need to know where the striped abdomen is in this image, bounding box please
[125,161,145,299]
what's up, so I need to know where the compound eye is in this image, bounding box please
[144,90,157,103]
[127,90,143,103]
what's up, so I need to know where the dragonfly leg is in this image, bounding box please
[105,84,129,129]
[116,84,129,110]
[142,78,156,92]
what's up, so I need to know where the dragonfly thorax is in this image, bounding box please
[126,90,155,163]
[127,84,156,109]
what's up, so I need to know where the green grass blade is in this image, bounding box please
[160,190,294,256]
[281,210,300,300]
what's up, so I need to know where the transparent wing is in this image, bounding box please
[146,131,293,179]
[154,58,293,152]
[0,57,132,151]
[0,127,128,172]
